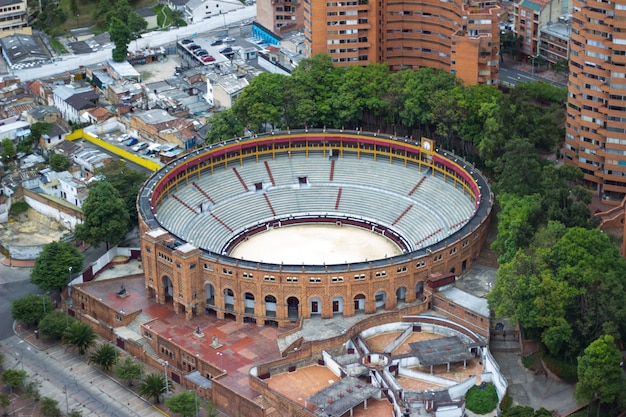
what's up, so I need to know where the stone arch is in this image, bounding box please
[415,281,424,299]
[309,296,322,315]
[162,276,173,301]
[354,294,366,312]
[244,292,255,314]
[224,288,234,311]
[396,286,407,302]
[264,294,277,317]
[332,296,344,314]
[205,283,215,306]
[374,290,386,310]
[287,296,300,320]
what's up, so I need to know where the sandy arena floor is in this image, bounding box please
[0,209,70,246]
[229,224,402,264]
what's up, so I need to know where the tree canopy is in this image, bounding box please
[489,227,626,358]
[12,294,54,326]
[49,153,70,172]
[30,241,84,292]
[75,181,130,249]
[95,160,147,227]
[575,335,626,408]
[62,321,97,355]
[38,310,74,339]
[138,373,167,404]
[165,391,197,417]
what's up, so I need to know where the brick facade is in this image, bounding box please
[138,132,493,328]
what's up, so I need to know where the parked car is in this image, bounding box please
[132,142,148,152]
[223,37,236,43]
[194,49,208,56]
[188,44,201,51]
[125,137,138,146]
[117,133,130,143]
[202,55,216,62]
[219,46,233,54]
[241,19,253,26]
[181,38,193,44]
[210,39,223,46]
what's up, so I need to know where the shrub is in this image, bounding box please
[9,201,29,216]
[465,383,499,414]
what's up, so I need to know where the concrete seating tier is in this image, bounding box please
[155,153,476,254]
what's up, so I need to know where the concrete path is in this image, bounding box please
[494,351,578,415]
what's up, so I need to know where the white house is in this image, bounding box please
[169,0,243,23]
[205,73,248,109]
[52,85,99,124]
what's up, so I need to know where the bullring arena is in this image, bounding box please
[138,131,493,327]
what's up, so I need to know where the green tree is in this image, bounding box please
[165,391,197,417]
[232,73,286,132]
[465,383,498,414]
[49,153,70,172]
[62,321,97,355]
[17,122,51,154]
[109,16,131,62]
[115,357,143,386]
[0,393,10,416]
[11,294,54,326]
[75,181,130,249]
[1,369,27,392]
[501,406,553,417]
[576,335,626,408]
[1,138,16,163]
[23,380,42,401]
[40,397,61,417]
[39,310,73,339]
[88,344,117,371]
[95,160,147,228]
[68,409,83,417]
[138,373,167,404]
[206,108,244,144]
[30,241,84,292]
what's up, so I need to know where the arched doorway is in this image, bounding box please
[415,281,424,300]
[332,296,344,314]
[354,294,365,312]
[310,297,322,315]
[244,292,255,314]
[265,295,277,317]
[162,276,173,302]
[287,296,299,320]
[205,284,215,306]
[224,288,234,311]
[396,287,407,302]
[375,291,386,310]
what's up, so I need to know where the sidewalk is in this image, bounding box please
[4,320,174,417]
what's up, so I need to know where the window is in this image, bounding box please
[331,276,344,282]
[449,248,457,255]
[264,275,276,282]
[222,268,233,275]
[397,266,407,273]
[462,240,469,248]
[416,260,426,268]
[286,276,299,283]
[354,274,366,281]
[203,263,213,271]
[242,272,254,279]
[434,254,443,262]
[309,277,322,283]
[375,270,387,278]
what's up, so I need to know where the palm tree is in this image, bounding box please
[88,344,117,371]
[138,373,167,404]
[62,322,96,355]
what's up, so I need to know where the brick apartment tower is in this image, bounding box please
[256,0,305,34]
[302,0,501,85]
[564,0,626,203]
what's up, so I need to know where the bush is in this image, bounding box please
[465,383,499,414]
[9,201,29,216]
[543,354,577,383]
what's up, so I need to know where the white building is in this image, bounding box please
[52,85,99,124]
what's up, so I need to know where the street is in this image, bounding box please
[11,5,256,82]
[1,336,164,417]
[0,265,39,340]
[499,63,567,88]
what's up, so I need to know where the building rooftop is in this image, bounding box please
[0,34,49,68]
[541,22,570,38]
[437,286,489,317]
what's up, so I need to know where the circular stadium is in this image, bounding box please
[138,130,493,326]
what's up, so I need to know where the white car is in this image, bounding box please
[117,134,130,143]
[223,37,236,43]
[132,142,148,152]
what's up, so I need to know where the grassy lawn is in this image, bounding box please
[47,0,159,36]
[151,4,187,28]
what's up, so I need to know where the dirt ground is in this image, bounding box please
[0,209,70,246]
[133,55,182,83]
[230,224,402,264]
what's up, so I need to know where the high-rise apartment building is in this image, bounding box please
[563,0,626,202]
[256,0,304,35]
[300,0,500,85]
